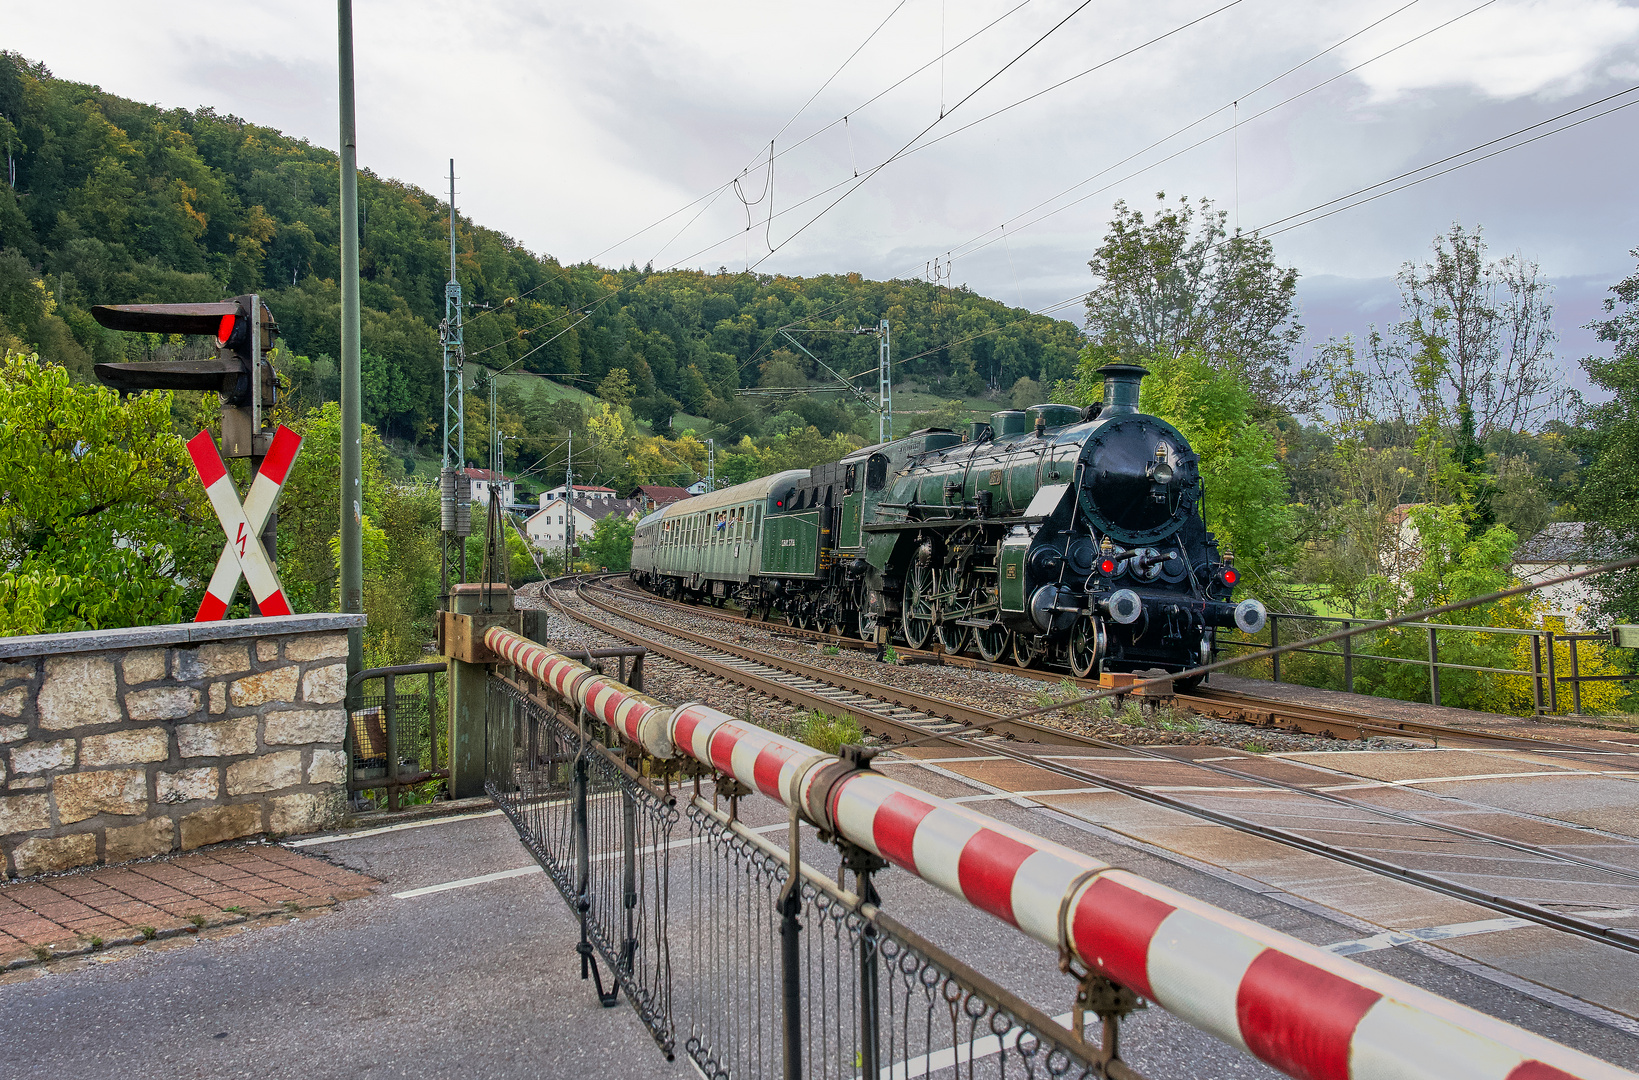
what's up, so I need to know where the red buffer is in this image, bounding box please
[482,626,1635,1080]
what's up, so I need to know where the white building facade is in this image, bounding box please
[462,468,516,507]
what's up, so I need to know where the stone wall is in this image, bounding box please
[0,614,367,878]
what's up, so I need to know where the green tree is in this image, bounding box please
[584,514,636,571]
[0,352,216,632]
[1579,249,1639,623]
[1084,193,1304,411]
[1132,350,1294,590]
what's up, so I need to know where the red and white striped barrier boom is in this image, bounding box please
[187,426,301,620]
[485,627,1634,1080]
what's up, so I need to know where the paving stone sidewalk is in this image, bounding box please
[0,844,375,967]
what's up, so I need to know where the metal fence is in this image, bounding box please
[485,675,677,1051]
[1223,611,1636,714]
[484,669,1134,1080]
[347,663,448,811]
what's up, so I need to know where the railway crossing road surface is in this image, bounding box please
[0,812,680,1080]
[1,760,1635,1078]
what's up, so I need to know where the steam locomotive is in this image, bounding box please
[629,363,1265,684]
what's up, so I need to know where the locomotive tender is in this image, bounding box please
[630,363,1266,684]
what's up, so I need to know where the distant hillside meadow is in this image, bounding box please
[0,50,1084,455]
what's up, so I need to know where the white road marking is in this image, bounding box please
[393,865,542,898]
[949,787,1103,803]
[286,809,504,847]
[1317,769,1639,792]
[391,821,791,900]
[866,1010,1077,1079]
[1324,908,1639,956]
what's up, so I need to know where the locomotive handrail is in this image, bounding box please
[482,624,1635,1080]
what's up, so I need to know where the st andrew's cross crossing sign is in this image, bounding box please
[186,425,302,620]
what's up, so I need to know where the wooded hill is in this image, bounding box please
[0,51,1083,450]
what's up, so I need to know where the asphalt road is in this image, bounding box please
[1,784,1635,1080]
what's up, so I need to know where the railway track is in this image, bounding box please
[530,575,1639,963]
[591,574,1631,754]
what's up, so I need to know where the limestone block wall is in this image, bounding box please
[0,613,367,878]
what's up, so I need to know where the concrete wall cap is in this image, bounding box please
[0,614,367,660]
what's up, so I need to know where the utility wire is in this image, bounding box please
[592,0,1035,265]
[746,0,1099,270]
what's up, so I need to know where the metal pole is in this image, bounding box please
[879,318,891,442]
[565,433,573,574]
[858,869,882,1080]
[1545,629,1558,714]
[1270,615,1280,683]
[779,807,803,1080]
[384,672,399,811]
[337,0,364,678]
[1428,627,1441,708]
[621,787,638,974]
[1341,618,1353,694]
[1570,637,1583,715]
[1530,634,1544,714]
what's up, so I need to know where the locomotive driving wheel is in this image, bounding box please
[974,622,1010,663]
[1011,632,1046,669]
[901,564,936,649]
[1068,616,1107,679]
[934,571,971,655]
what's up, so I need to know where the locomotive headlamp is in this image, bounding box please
[1148,445,1175,485]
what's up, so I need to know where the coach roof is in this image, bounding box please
[648,469,811,519]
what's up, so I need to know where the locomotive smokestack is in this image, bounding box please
[1097,363,1149,416]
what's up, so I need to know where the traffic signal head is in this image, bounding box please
[91,295,278,457]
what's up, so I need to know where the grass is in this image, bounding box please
[790,710,864,754]
[187,914,206,929]
[882,646,899,665]
[1244,740,1271,753]
[821,644,840,656]
[138,926,157,940]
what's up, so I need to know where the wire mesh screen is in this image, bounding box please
[681,800,1111,1080]
[485,676,678,1056]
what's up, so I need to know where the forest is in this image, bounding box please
[2,51,1636,713]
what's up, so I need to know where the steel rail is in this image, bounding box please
[542,580,1639,960]
[591,576,1628,753]
[572,579,1103,745]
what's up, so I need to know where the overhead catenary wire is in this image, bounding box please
[590,0,1034,266]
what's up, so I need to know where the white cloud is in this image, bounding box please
[1342,0,1639,101]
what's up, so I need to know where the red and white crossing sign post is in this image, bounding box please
[187,424,302,621]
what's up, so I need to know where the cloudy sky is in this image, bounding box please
[8,0,1639,392]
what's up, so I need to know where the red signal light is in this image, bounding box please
[1223,568,1239,585]
[1099,558,1116,575]
[215,313,236,346]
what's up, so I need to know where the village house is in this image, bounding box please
[462,467,515,507]
[525,493,645,550]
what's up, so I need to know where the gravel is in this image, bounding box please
[517,581,1420,755]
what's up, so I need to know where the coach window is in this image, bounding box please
[753,505,762,539]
